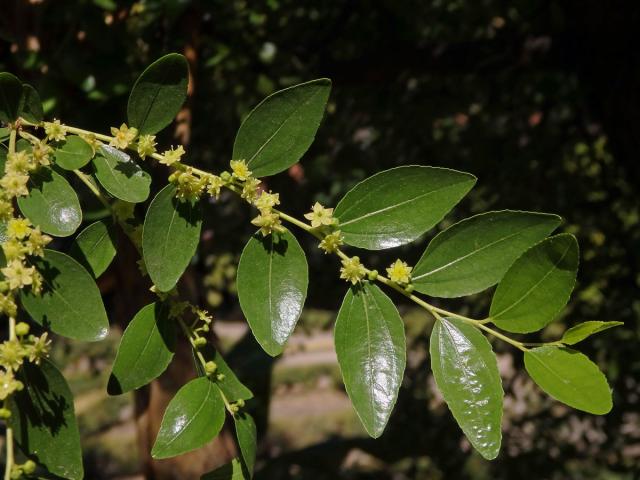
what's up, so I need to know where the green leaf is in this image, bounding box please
[430,318,503,460]
[195,345,253,402]
[127,53,189,135]
[560,321,624,345]
[202,459,247,480]
[334,166,476,250]
[9,360,83,480]
[54,135,94,170]
[524,346,612,414]
[142,184,202,292]
[108,302,175,395]
[232,79,331,177]
[151,377,226,459]
[412,210,562,297]
[69,219,117,277]
[490,234,579,333]
[0,72,23,123]
[235,412,257,476]
[93,145,151,203]
[17,167,82,237]
[334,283,406,438]
[237,230,308,356]
[19,84,44,123]
[21,249,109,341]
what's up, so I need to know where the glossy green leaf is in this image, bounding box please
[413,210,562,297]
[201,459,246,480]
[490,234,579,333]
[430,318,503,460]
[143,184,202,291]
[108,302,175,395]
[17,167,82,237]
[19,84,44,123]
[237,230,308,356]
[93,145,151,203]
[21,249,109,341]
[334,282,406,438]
[127,53,189,135]
[9,360,83,480]
[232,79,331,177]
[69,219,117,277]
[151,377,226,459]
[524,346,612,414]
[560,321,623,345]
[334,166,476,250]
[0,72,23,123]
[194,345,253,402]
[54,135,94,170]
[235,412,257,476]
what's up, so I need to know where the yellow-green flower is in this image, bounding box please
[319,230,344,254]
[230,159,252,181]
[206,175,225,198]
[304,202,336,228]
[26,332,51,364]
[0,294,17,318]
[340,256,367,284]
[0,172,30,198]
[241,177,261,202]
[1,260,35,290]
[31,141,52,167]
[386,259,412,284]
[25,227,52,257]
[5,151,33,174]
[0,340,26,371]
[7,218,32,240]
[170,169,207,201]
[2,239,27,261]
[0,199,14,221]
[251,211,284,236]
[254,191,280,211]
[44,119,66,142]
[137,134,157,159]
[0,369,23,400]
[160,145,186,166]
[110,123,139,149]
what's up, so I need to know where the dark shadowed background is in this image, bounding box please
[1,1,639,479]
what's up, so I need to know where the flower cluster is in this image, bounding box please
[169,166,208,201]
[340,256,367,284]
[251,190,284,237]
[1,218,50,293]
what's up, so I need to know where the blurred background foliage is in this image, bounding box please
[1,0,639,479]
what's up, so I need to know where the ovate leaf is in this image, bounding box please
[9,360,83,480]
[69,219,117,277]
[490,234,579,333]
[0,72,23,123]
[202,459,246,480]
[108,302,175,395]
[413,210,561,297]
[21,249,109,341]
[560,321,624,345]
[54,135,94,170]
[93,145,151,203]
[143,185,202,292]
[237,230,308,356]
[232,79,331,177]
[17,167,82,237]
[19,84,44,123]
[430,318,503,460]
[151,377,226,459]
[524,346,612,414]
[127,53,189,135]
[235,412,257,476]
[334,283,406,438]
[334,166,476,250]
